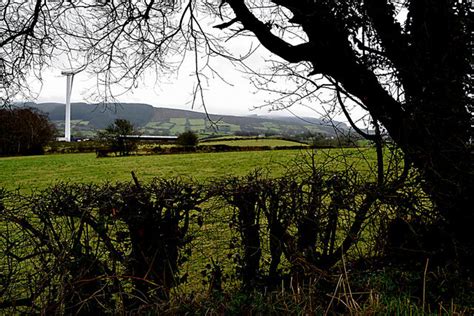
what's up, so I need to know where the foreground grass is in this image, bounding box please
[0,148,378,193]
[0,151,295,192]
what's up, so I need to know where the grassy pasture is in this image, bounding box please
[201,138,307,147]
[0,146,378,284]
[5,147,465,314]
[0,147,377,193]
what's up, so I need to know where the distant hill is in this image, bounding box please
[20,102,347,138]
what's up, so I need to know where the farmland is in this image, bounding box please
[1,147,472,314]
[0,147,377,192]
[27,102,344,138]
[1,1,471,312]
[200,137,308,147]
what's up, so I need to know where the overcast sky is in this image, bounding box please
[33,61,276,117]
[7,2,409,127]
[22,14,343,120]
[16,7,372,126]
[32,52,335,119]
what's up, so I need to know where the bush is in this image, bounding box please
[177,130,199,147]
[46,140,103,154]
[212,169,370,290]
[97,119,138,156]
[0,179,204,313]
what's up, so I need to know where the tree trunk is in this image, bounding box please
[400,90,473,265]
[224,0,472,267]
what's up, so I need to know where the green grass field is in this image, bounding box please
[201,138,306,147]
[0,148,377,193]
[0,151,295,192]
[5,147,457,314]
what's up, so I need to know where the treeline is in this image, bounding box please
[1,167,470,314]
[149,144,311,155]
[0,108,56,156]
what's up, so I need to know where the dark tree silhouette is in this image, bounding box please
[177,130,199,147]
[0,107,56,155]
[97,118,138,156]
[214,0,472,265]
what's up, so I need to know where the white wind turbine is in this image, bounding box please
[60,66,85,142]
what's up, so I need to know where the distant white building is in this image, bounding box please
[119,135,178,143]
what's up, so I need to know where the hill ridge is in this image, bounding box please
[21,102,346,138]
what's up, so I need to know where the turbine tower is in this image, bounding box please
[61,66,84,142]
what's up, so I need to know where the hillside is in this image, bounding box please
[22,102,347,138]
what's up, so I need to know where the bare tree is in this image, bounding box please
[210,0,473,266]
[0,0,221,105]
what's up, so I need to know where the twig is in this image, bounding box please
[422,258,429,312]
[131,171,141,189]
[325,274,343,315]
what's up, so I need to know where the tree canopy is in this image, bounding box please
[97,118,138,155]
[217,1,473,264]
[0,107,56,155]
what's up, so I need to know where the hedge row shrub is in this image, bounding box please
[0,165,434,313]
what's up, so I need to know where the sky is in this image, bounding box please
[33,59,276,117]
[5,2,410,129]
[30,47,356,126]
[31,49,334,119]
[21,10,343,121]
[14,4,376,126]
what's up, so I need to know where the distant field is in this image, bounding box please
[0,148,377,193]
[201,138,306,147]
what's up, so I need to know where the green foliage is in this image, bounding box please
[105,118,135,135]
[177,130,199,147]
[46,140,103,154]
